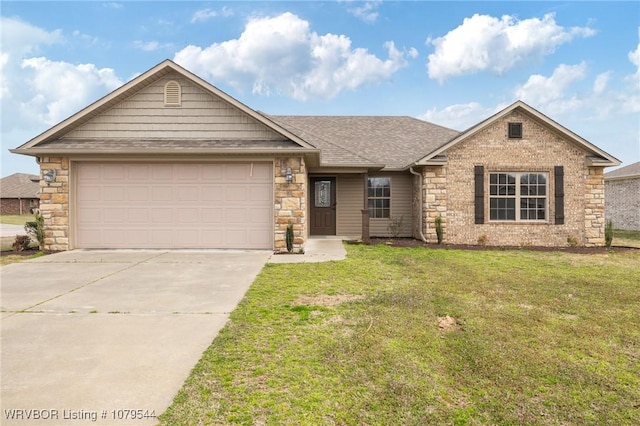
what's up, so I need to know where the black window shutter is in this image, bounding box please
[474,165,484,224]
[554,166,564,225]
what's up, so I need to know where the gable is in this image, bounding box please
[416,101,620,167]
[12,60,317,156]
[63,71,286,141]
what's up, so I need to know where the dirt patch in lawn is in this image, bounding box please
[437,315,462,332]
[294,294,365,308]
[353,238,640,254]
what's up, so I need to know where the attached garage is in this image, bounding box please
[74,162,273,249]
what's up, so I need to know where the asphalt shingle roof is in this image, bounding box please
[0,173,40,198]
[268,115,460,170]
[604,161,640,179]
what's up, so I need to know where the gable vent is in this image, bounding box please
[164,80,181,106]
[508,122,523,139]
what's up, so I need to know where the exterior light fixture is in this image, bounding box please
[43,169,57,185]
[285,167,293,184]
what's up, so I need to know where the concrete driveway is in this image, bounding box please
[1,249,271,425]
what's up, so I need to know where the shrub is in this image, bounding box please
[387,215,404,238]
[12,235,32,252]
[605,219,614,248]
[25,212,45,249]
[477,234,488,246]
[567,235,579,247]
[285,223,294,253]
[435,215,443,244]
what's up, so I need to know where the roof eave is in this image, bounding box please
[17,60,316,151]
[415,101,622,166]
[10,147,320,157]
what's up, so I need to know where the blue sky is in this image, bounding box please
[1,1,639,176]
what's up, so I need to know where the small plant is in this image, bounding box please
[605,219,614,248]
[12,235,32,252]
[387,215,405,238]
[285,223,294,253]
[567,235,579,247]
[25,212,45,249]
[435,215,444,244]
[477,234,488,246]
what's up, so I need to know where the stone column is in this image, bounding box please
[584,166,605,247]
[423,166,447,243]
[38,157,70,251]
[274,157,307,253]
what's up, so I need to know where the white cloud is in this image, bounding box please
[103,2,123,9]
[419,102,505,131]
[191,6,233,23]
[0,17,64,56]
[20,58,123,125]
[427,13,595,82]
[0,53,10,100]
[593,71,611,95]
[174,12,414,100]
[514,62,588,113]
[346,0,381,24]
[132,40,173,52]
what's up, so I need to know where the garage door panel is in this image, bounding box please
[128,209,149,223]
[150,209,173,224]
[151,187,173,201]
[76,162,273,249]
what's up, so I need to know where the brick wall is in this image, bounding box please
[274,156,307,253]
[605,177,640,231]
[423,110,606,247]
[38,157,70,251]
[0,198,39,215]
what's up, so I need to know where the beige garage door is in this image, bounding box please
[75,162,273,249]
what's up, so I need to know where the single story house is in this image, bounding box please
[605,161,640,231]
[0,173,40,215]
[11,60,620,252]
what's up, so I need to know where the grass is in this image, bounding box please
[613,229,640,248]
[160,245,640,425]
[0,251,45,266]
[0,214,35,226]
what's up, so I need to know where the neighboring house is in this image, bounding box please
[605,162,640,231]
[10,60,620,252]
[0,173,40,215]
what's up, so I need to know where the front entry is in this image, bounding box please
[310,177,336,235]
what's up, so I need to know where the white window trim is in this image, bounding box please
[368,177,391,219]
[489,172,549,222]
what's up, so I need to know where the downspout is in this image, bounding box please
[409,167,427,242]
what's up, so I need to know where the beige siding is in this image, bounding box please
[370,172,413,237]
[336,175,363,236]
[64,72,285,140]
[335,173,413,238]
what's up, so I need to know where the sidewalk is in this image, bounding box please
[268,237,348,263]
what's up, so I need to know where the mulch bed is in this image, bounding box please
[351,237,639,254]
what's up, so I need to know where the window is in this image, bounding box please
[489,172,547,221]
[314,180,331,207]
[508,122,523,138]
[368,177,390,218]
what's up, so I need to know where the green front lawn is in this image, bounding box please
[160,245,640,425]
[614,229,640,248]
[0,214,35,226]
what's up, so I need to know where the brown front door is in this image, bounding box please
[310,177,336,235]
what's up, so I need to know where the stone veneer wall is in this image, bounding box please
[38,157,70,251]
[422,166,447,243]
[274,156,307,253]
[424,110,607,247]
[605,177,640,231]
